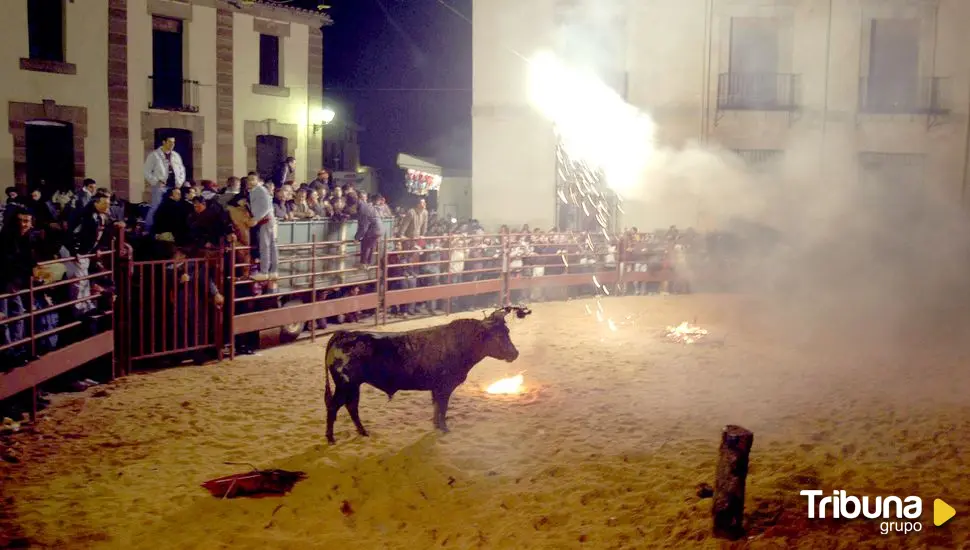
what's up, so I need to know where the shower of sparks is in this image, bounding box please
[528,50,659,336]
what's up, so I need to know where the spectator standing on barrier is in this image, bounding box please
[247,175,278,282]
[353,192,383,267]
[143,136,186,231]
[399,198,428,244]
[272,156,296,189]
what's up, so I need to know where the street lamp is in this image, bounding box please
[311,107,336,135]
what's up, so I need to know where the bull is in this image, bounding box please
[323,306,532,444]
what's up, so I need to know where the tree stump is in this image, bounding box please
[712,424,754,539]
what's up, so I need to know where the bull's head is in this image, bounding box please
[481,306,531,362]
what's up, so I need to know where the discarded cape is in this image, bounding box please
[201,462,307,499]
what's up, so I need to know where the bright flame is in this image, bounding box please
[485,374,525,395]
[665,321,709,344]
[526,50,657,195]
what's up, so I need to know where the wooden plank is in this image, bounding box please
[0,331,114,400]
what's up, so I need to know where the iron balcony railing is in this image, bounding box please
[148,75,200,113]
[717,72,800,111]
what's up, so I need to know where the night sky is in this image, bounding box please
[293,0,473,179]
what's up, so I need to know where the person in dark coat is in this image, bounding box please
[352,194,382,267]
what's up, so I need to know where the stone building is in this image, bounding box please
[472,0,970,229]
[0,0,330,200]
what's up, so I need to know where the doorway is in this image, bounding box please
[25,120,74,195]
[256,135,288,182]
[154,128,194,182]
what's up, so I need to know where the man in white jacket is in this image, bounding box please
[143,136,186,230]
[246,175,278,281]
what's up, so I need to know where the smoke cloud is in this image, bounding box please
[533,0,970,354]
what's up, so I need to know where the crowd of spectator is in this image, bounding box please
[1,146,706,379]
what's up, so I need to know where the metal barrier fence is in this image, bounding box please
[0,233,121,415]
[1,222,678,413]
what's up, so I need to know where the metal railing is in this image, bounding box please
[148,75,200,113]
[858,76,949,115]
[717,72,800,111]
[0,232,122,414]
[1,222,687,412]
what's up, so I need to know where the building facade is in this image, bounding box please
[472,0,970,230]
[1,0,330,201]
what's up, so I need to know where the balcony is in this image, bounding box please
[858,76,949,116]
[717,72,800,111]
[148,75,200,113]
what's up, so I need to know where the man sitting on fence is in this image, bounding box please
[247,175,278,282]
[143,136,186,232]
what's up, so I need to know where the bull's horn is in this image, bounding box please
[488,308,510,321]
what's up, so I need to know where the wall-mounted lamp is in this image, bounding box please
[311,107,336,135]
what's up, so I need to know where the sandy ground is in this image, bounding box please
[1,294,968,549]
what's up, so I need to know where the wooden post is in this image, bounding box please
[712,424,754,539]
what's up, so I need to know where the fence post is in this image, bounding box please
[501,228,510,306]
[112,224,131,377]
[377,235,388,326]
[214,239,226,362]
[227,236,237,361]
[309,235,317,341]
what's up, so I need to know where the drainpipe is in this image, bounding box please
[961,81,970,205]
[820,0,832,179]
[701,0,713,143]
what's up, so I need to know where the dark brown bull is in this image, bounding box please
[323,306,531,444]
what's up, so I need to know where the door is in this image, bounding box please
[152,16,184,109]
[25,121,74,194]
[154,128,193,182]
[256,135,288,182]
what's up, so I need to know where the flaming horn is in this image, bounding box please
[487,306,533,321]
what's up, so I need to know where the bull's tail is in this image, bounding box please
[324,331,348,405]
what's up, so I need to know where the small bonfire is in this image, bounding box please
[665,321,710,345]
[485,374,525,395]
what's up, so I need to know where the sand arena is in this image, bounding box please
[1,295,968,549]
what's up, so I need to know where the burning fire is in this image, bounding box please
[485,374,525,395]
[665,321,709,344]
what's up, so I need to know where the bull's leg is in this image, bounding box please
[325,387,348,445]
[345,385,369,438]
[431,388,454,433]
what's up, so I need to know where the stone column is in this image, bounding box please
[216,7,234,182]
[108,0,129,198]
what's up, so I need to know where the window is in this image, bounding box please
[259,34,281,87]
[864,19,920,113]
[151,17,186,110]
[726,17,780,107]
[27,0,65,62]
